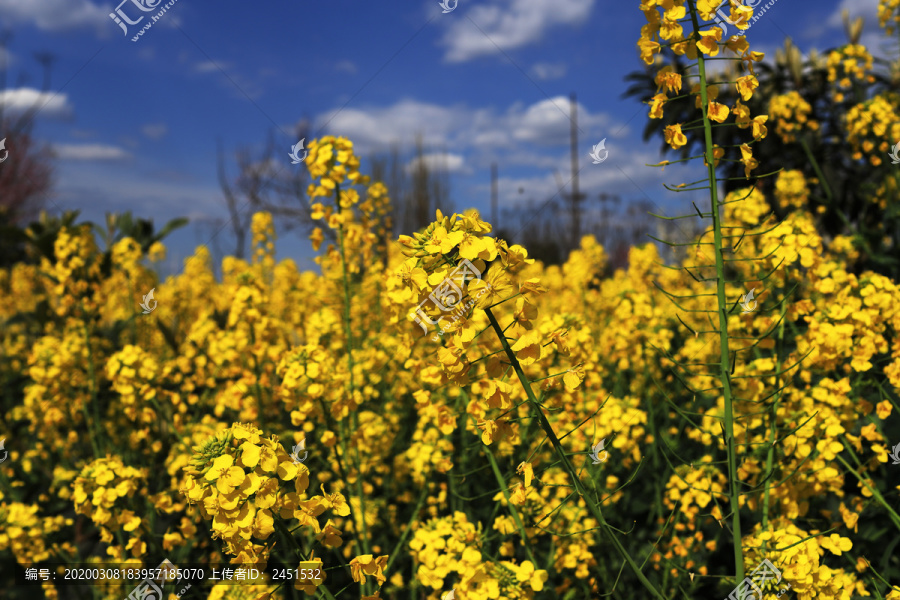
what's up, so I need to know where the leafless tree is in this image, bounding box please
[369,132,453,236]
[215,121,312,259]
[215,127,452,268]
[0,33,55,226]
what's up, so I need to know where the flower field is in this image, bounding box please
[2,1,900,599]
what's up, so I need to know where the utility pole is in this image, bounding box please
[491,162,498,229]
[568,92,587,251]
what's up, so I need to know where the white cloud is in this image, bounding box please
[195,60,227,73]
[471,129,511,148]
[314,96,636,215]
[322,99,465,151]
[495,147,704,225]
[52,143,132,161]
[406,152,466,174]
[69,129,97,139]
[821,0,897,61]
[499,149,561,169]
[52,163,223,226]
[335,60,358,75]
[530,61,567,80]
[141,123,168,140]
[440,0,595,62]
[137,46,157,61]
[189,60,266,100]
[511,96,609,145]
[826,0,879,29]
[857,30,899,61]
[700,42,776,78]
[317,96,618,157]
[0,88,74,120]
[0,0,108,32]
[805,0,893,60]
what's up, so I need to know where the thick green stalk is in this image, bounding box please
[274,519,339,600]
[125,271,138,346]
[800,138,833,203]
[315,400,365,554]
[761,270,789,533]
[335,183,357,382]
[449,392,463,514]
[834,455,900,531]
[333,182,372,597]
[81,318,102,457]
[688,3,744,582]
[384,484,429,576]
[484,444,539,567]
[484,308,666,600]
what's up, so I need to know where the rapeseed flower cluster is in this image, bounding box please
[0,154,896,599]
[2,3,900,598]
[0,502,73,565]
[72,457,147,558]
[410,512,549,599]
[774,170,810,210]
[106,344,161,424]
[207,582,276,600]
[826,44,875,101]
[641,0,766,177]
[880,0,900,34]
[742,524,862,600]
[844,93,900,166]
[0,502,71,599]
[182,423,337,568]
[769,91,819,143]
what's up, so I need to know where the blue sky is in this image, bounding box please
[0,0,893,275]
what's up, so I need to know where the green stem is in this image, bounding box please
[449,392,462,514]
[800,138,832,202]
[249,327,265,408]
[274,519,339,600]
[126,271,138,346]
[688,3,744,582]
[384,484,428,576]
[484,307,666,600]
[335,183,357,391]
[761,270,789,533]
[81,317,102,457]
[484,444,539,567]
[834,454,900,531]
[334,182,372,597]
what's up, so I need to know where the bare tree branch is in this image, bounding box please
[0,34,55,226]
